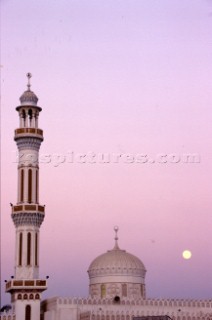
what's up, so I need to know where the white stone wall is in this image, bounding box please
[15,225,40,279]
[13,299,41,320]
[42,297,212,320]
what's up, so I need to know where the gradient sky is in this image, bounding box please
[1,0,212,306]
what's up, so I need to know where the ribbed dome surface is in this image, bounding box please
[20,90,38,106]
[88,246,146,278]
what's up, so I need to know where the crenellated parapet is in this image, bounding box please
[0,312,16,320]
[54,297,212,309]
[42,297,212,320]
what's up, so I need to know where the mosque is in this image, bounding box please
[1,75,211,320]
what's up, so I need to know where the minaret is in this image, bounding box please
[5,73,47,320]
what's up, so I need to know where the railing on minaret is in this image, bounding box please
[5,74,47,320]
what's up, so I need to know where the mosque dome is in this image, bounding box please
[87,227,146,301]
[20,89,38,106]
[88,244,146,279]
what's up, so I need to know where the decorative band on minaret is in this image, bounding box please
[5,74,47,320]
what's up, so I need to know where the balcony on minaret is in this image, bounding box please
[11,204,45,228]
[12,204,45,214]
[14,127,43,140]
[5,279,47,293]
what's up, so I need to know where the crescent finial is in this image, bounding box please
[26,72,32,91]
[113,226,119,250]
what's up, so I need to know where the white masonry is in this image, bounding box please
[5,73,47,320]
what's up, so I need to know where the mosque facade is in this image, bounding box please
[1,76,211,320]
[41,231,212,320]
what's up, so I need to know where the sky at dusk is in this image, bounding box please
[1,0,212,306]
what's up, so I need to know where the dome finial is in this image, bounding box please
[26,72,32,91]
[113,226,120,250]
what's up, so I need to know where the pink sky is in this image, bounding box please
[1,0,212,306]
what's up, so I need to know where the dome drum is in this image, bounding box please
[89,282,146,300]
[89,274,145,285]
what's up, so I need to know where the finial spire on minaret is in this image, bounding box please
[113,225,120,250]
[26,72,32,91]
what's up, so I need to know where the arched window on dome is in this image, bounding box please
[101,284,106,298]
[140,285,144,297]
[122,284,127,297]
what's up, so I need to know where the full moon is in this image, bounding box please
[182,250,192,259]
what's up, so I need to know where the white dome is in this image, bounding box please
[87,228,146,300]
[88,247,146,279]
